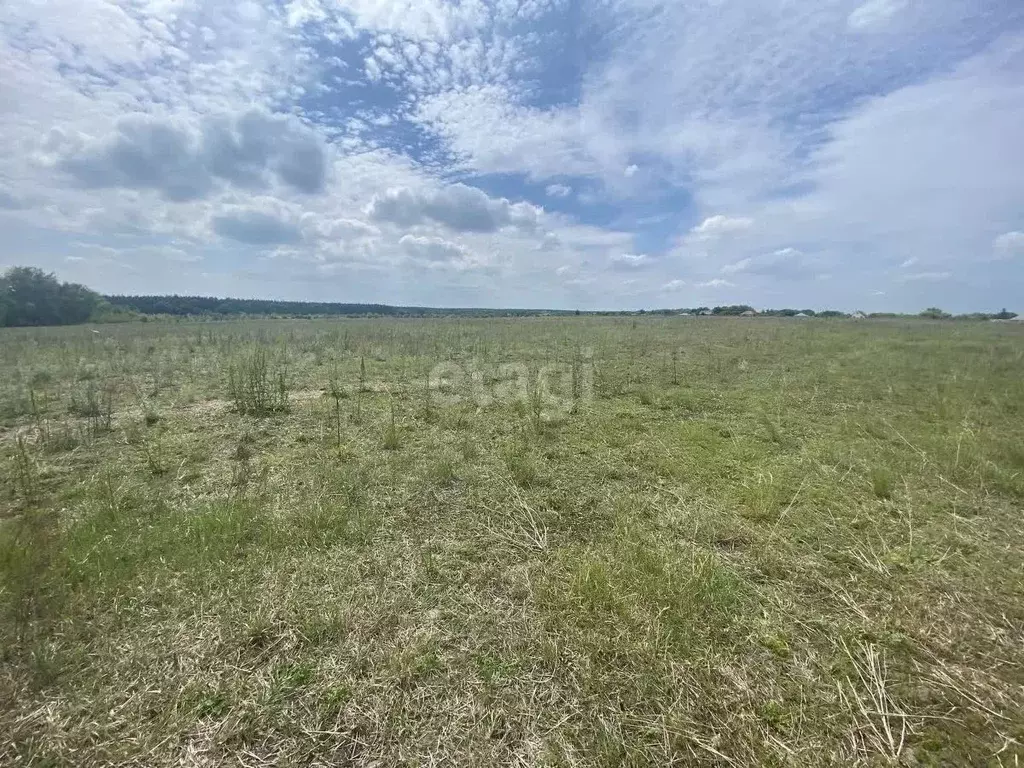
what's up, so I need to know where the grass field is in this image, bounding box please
[2,316,1023,766]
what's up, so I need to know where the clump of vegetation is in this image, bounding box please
[227,348,289,416]
[382,401,400,450]
[504,442,542,487]
[0,266,106,327]
[870,466,896,499]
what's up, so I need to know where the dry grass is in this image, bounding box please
[1,316,1023,766]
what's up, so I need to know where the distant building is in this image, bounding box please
[794,312,809,318]
[851,311,867,320]
[678,312,692,317]
[700,310,713,316]
[740,309,757,317]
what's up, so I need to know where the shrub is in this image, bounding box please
[227,348,289,416]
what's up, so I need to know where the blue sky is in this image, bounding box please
[1,0,1023,311]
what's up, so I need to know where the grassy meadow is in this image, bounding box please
[1,316,1023,766]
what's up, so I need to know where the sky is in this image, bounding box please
[1,0,1023,312]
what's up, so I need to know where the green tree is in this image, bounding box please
[0,266,104,327]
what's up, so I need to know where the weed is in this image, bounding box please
[13,434,39,506]
[227,347,289,415]
[505,443,541,488]
[870,467,895,500]
[68,381,101,418]
[382,399,401,450]
[428,452,459,487]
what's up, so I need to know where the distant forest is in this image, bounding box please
[103,296,841,318]
[102,294,580,318]
[99,296,1020,322]
[0,266,1017,326]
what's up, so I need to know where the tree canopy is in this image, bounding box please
[0,267,106,327]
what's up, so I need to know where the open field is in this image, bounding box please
[2,317,1023,766]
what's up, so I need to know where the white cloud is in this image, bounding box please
[413,85,594,180]
[994,231,1024,259]
[399,234,484,271]
[368,183,541,233]
[662,279,686,290]
[609,253,650,269]
[848,0,907,31]
[691,215,754,239]
[900,271,952,282]
[721,247,816,279]
[285,0,330,28]
[135,245,202,263]
[0,0,1019,311]
[365,57,383,82]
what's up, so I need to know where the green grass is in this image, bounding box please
[1,316,1023,765]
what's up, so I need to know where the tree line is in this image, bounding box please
[0,267,117,327]
[102,295,582,318]
[0,266,1017,326]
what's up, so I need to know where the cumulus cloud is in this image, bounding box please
[0,0,1020,310]
[691,215,754,239]
[57,111,327,202]
[662,279,686,290]
[368,183,541,233]
[399,234,483,270]
[300,215,380,242]
[212,208,302,245]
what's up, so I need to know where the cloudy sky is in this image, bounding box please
[1,0,1023,311]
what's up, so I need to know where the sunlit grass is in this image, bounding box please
[1,316,1023,765]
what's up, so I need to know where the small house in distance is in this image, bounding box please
[740,309,757,317]
[851,311,867,320]
[794,312,809,318]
